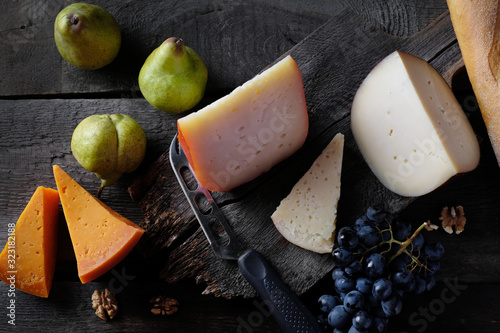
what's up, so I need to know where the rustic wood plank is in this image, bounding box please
[305,279,500,333]
[0,278,498,332]
[0,0,330,97]
[0,278,282,332]
[0,1,473,301]
[129,6,471,299]
[388,283,500,333]
[341,0,450,37]
[2,0,499,332]
[0,98,179,249]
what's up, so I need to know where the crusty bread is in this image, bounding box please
[448,0,500,164]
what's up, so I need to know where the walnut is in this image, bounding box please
[92,288,118,321]
[150,296,179,315]
[439,206,466,234]
[424,220,439,231]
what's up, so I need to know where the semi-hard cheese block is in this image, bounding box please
[0,186,60,297]
[351,51,480,197]
[177,55,308,192]
[53,165,144,283]
[271,133,344,254]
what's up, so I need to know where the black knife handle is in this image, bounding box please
[238,250,323,333]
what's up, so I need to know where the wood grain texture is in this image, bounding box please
[0,98,179,250]
[341,0,450,37]
[3,276,498,333]
[129,6,467,298]
[0,0,329,97]
[2,0,500,332]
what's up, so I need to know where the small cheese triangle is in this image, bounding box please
[271,133,344,253]
[53,165,144,283]
[0,186,60,297]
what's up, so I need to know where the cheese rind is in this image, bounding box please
[177,55,308,192]
[0,186,60,297]
[53,165,144,283]
[271,133,344,254]
[351,51,480,197]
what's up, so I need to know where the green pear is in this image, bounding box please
[71,114,147,196]
[139,37,208,114]
[54,3,121,70]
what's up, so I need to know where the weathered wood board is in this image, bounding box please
[3,0,500,332]
[0,0,333,97]
[128,8,467,298]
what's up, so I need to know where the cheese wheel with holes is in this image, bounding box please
[0,186,60,297]
[351,50,480,197]
[271,133,344,254]
[177,55,308,192]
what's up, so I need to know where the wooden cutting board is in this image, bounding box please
[128,7,464,298]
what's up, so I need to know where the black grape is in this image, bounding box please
[317,207,445,333]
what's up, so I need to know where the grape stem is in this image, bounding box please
[388,221,428,264]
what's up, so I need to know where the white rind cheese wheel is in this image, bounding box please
[351,50,480,197]
[177,55,308,192]
[271,133,344,254]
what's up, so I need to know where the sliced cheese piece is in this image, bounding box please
[351,50,480,197]
[0,186,60,297]
[271,133,344,254]
[177,55,308,192]
[53,165,144,283]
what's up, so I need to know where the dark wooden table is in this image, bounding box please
[1,0,500,332]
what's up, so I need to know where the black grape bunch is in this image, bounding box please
[317,207,444,333]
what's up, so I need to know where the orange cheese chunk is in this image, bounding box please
[0,186,60,297]
[53,165,144,283]
[177,55,308,192]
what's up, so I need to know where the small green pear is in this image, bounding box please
[54,3,121,70]
[71,114,147,196]
[139,37,208,114]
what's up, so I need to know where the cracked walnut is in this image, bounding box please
[150,296,179,315]
[439,206,466,234]
[92,288,118,321]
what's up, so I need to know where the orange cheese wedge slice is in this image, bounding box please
[53,165,144,283]
[0,186,60,297]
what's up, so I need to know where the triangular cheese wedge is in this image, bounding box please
[271,133,344,253]
[53,165,144,283]
[0,186,60,297]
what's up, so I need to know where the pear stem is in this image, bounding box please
[97,184,104,198]
[67,13,82,33]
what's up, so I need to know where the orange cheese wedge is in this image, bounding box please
[53,165,144,283]
[0,186,60,297]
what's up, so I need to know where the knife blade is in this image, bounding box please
[169,134,323,333]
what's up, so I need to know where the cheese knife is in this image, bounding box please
[169,134,323,333]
